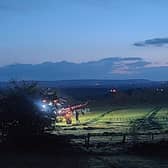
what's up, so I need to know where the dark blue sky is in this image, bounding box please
[0,0,168,67]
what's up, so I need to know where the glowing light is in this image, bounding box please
[54,99,58,103]
[42,99,47,103]
[42,104,46,109]
[110,89,117,93]
[49,102,53,106]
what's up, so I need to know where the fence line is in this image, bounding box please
[66,132,168,149]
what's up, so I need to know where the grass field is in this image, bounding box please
[55,105,168,135]
[1,106,168,168]
[2,105,168,168]
[57,107,150,125]
[52,105,168,164]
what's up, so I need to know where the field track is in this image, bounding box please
[132,106,162,130]
[82,107,128,125]
[82,106,160,126]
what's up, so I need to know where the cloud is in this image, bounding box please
[112,65,133,75]
[121,57,142,61]
[112,57,151,75]
[145,62,168,68]
[112,57,168,76]
[133,38,168,47]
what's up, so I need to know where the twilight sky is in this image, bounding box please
[1,0,168,66]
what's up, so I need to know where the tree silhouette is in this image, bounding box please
[0,81,48,140]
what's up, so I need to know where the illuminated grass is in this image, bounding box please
[56,111,104,126]
[155,108,168,119]
[98,108,150,123]
[54,106,168,149]
[56,107,152,127]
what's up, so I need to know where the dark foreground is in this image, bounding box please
[0,134,168,168]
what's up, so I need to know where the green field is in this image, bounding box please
[55,105,168,135]
[57,107,150,125]
[52,105,168,161]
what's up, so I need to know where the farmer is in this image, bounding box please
[64,108,73,124]
[75,110,80,124]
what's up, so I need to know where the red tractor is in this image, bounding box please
[57,102,88,124]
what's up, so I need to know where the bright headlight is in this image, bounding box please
[49,102,53,106]
[42,104,46,109]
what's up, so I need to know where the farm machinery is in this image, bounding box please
[56,102,88,124]
[40,88,88,125]
[41,98,88,125]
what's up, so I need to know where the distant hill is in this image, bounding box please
[0,79,164,89]
[0,57,168,81]
[37,79,154,88]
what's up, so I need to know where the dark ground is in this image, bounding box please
[0,134,168,168]
[0,134,88,168]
